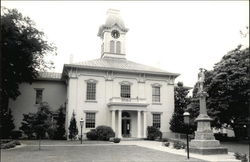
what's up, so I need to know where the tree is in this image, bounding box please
[1,7,56,111]
[19,102,52,140]
[19,113,36,139]
[68,111,78,140]
[188,46,249,139]
[205,46,249,138]
[169,82,192,134]
[0,109,15,139]
[54,105,66,140]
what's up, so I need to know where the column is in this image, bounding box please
[143,111,147,138]
[137,110,141,138]
[117,110,122,138]
[111,110,116,132]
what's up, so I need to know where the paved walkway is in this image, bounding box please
[118,140,240,162]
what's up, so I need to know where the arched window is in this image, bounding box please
[116,41,121,53]
[110,40,114,53]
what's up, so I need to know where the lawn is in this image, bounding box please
[1,140,205,162]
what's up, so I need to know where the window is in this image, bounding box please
[152,86,160,102]
[110,40,114,53]
[121,85,131,98]
[116,41,121,53]
[85,113,95,128]
[86,82,96,100]
[152,114,161,128]
[35,89,43,104]
[101,43,104,54]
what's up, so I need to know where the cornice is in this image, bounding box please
[64,64,179,78]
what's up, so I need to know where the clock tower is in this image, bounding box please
[98,9,129,59]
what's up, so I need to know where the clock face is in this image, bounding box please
[111,30,120,39]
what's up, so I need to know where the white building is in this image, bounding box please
[9,9,179,139]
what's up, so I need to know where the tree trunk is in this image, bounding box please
[39,135,41,150]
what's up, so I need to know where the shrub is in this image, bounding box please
[11,130,22,139]
[161,138,169,142]
[54,106,66,140]
[234,152,248,162]
[0,109,15,139]
[47,126,57,139]
[96,125,115,141]
[13,140,21,145]
[19,102,52,139]
[147,126,162,140]
[68,111,78,140]
[86,129,98,140]
[113,138,121,143]
[173,141,186,149]
[164,142,170,147]
[19,113,36,139]
[109,137,115,142]
[1,140,20,149]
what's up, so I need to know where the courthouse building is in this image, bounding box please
[9,9,179,139]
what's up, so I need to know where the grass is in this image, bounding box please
[2,140,205,162]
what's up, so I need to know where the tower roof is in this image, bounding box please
[98,9,128,37]
[105,9,126,29]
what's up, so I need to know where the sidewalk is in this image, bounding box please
[119,140,240,162]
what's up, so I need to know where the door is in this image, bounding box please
[122,119,131,137]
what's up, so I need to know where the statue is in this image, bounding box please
[197,68,205,92]
[189,68,228,155]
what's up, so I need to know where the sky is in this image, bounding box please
[2,1,249,88]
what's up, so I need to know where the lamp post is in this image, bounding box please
[80,118,84,144]
[183,111,190,159]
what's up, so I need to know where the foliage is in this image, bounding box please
[1,7,56,112]
[10,130,22,139]
[164,141,170,147]
[54,105,66,140]
[86,126,115,141]
[147,126,162,140]
[188,46,249,139]
[32,103,51,139]
[169,82,191,134]
[0,109,15,139]
[19,113,36,139]
[47,126,57,139]
[19,102,52,139]
[68,111,78,140]
[234,152,248,162]
[95,125,115,141]
[113,138,121,143]
[86,129,98,140]
[173,141,186,149]
[161,138,169,142]
[0,140,21,149]
[19,103,66,140]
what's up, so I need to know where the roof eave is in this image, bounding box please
[64,64,180,77]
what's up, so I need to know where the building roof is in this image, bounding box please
[64,58,179,77]
[37,72,62,81]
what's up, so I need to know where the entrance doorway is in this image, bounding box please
[122,112,131,137]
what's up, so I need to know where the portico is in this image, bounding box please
[108,97,149,138]
[110,109,148,138]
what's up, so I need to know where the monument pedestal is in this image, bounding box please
[189,114,228,155]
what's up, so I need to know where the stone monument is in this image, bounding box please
[189,68,228,155]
